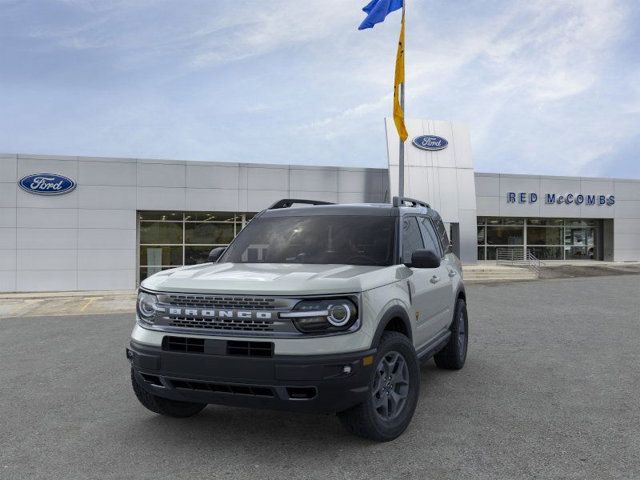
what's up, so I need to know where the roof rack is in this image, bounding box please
[392,196,431,209]
[268,198,335,210]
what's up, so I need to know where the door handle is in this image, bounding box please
[430,275,440,284]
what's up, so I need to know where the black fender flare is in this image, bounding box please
[447,285,467,329]
[370,305,413,349]
[455,284,466,302]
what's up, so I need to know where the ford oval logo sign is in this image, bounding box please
[412,135,448,151]
[18,173,76,196]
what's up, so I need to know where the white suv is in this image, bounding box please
[128,197,468,441]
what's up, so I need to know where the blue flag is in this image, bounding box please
[358,0,403,30]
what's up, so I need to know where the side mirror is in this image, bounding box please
[207,247,226,263]
[408,249,440,269]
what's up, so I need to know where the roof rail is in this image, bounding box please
[392,196,431,209]
[268,198,335,210]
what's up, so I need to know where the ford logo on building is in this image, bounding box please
[412,135,448,151]
[18,173,76,196]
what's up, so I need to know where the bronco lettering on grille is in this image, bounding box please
[167,308,273,320]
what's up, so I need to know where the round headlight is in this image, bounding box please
[327,303,351,327]
[137,291,158,321]
[284,298,358,333]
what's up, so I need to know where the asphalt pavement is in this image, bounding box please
[1,275,639,479]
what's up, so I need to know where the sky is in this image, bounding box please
[0,0,639,178]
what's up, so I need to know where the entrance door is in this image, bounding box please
[565,226,597,259]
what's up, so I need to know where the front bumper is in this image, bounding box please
[128,340,376,414]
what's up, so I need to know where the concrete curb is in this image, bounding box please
[0,290,135,300]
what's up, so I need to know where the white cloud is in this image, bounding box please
[1,0,638,176]
[187,0,360,68]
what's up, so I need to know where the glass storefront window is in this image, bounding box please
[564,227,595,247]
[564,219,598,227]
[477,226,486,244]
[504,218,524,225]
[185,223,235,244]
[140,222,183,244]
[184,246,217,265]
[478,217,601,261]
[527,246,563,260]
[138,211,183,221]
[527,227,563,245]
[563,227,596,259]
[486,246,522,260]
[527,218,564,226]
[185,212,239,222]
[566,246,590,259]
[140,245,183,266]
[486,217,524,225]
[138,211,254,282]
[486,226,524,245]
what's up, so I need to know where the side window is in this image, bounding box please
[401,217,424,264]
[418,217,443,257]
[437,219,450,253]
[429,212,450,253]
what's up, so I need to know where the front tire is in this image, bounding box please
[434,298,468,370]
[338,332,420,442]
[131,369,206,418]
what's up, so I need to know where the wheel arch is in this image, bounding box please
[456,285,466,302]
[370,305,413,348]
[446,285,467,330]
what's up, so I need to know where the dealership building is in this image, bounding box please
[1,118,639,292]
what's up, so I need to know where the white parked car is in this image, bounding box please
[128,197,468,441]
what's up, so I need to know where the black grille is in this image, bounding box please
[170,379,274,397]
[164,294,277,310]
[227,340,273,357]
[168,317,274,332]
[163,336,205,353]
[150,293,303,336]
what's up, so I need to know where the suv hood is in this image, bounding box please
[141,262,401,295]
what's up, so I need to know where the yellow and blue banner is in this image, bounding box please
[358,0,408,141]
[393,9,408,141]
[358,0,403,30]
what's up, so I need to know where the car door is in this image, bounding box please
[401,216,445,348]
[418,216,454,333]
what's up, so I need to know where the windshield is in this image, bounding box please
[220,215,396,266]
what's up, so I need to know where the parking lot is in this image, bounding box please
[1,275,639,480]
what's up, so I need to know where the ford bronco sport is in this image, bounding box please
[128,197,468,441]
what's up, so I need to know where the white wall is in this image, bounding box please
[3,151,636,292]
[0,154,387,292]
[385,118,478,263]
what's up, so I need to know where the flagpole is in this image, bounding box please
[398,0,405,198]
[399,81,405,198]
[359,0,407,199]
